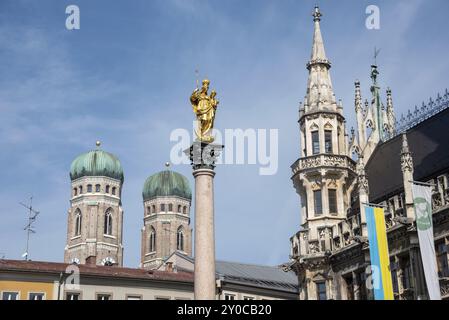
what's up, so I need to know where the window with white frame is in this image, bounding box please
[96,293,112,300]
[74,209,82,236]
[104,209,113,235]
[224,293,235,300]
[177,227,184,251]
[29,293,45,300]
[2,292,19,300]
[149,227,156,253]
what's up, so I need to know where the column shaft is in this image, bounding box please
[193,168,216,300]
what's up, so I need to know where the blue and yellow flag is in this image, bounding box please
[365,206,394,300]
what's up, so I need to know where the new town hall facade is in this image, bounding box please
[288,7,449,300]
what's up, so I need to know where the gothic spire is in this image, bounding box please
[304,6,337,112]
[309,6,329,65]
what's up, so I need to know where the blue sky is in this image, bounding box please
[0,0,448,267]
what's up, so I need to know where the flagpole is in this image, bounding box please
[409,180,437,187]
[362,202,387,208]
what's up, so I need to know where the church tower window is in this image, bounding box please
[112,187,116,195]
[312,131,320,155]
[87,184,92,193]
[149,228,156,253]
[161,204,166,212]
[95,184,100,192]
[74,209,82,236]
[104,209,113,236]
[106,185,110,193]
[178,205,182,213]
[168,203,173,212]
[177,227,184,251]
[183,206,187,214]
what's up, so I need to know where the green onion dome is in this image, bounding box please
[70,146,124,182]
[142,169,192,201]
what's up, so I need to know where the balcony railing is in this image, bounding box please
[291,154,356,175]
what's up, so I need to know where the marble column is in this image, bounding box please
[185,141,223,300]
[193,168,216,299]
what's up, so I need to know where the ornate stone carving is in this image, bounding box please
[319,229,326,239]
[400,134,414,173]
[309,242,320,254]
[356,157,369,194]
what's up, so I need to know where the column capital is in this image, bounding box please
[184,141,224,171]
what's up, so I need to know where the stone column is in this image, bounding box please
[193,168,216,299]
[185,141,223,300]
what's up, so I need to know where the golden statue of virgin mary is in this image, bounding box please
[190,79,219,143]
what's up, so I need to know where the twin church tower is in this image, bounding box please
[64,142,192,269]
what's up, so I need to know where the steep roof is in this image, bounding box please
[366,107,449,202]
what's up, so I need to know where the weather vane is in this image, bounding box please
[374,47,381,66]
[19,196,40,261]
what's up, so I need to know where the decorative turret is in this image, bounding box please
[304,6,338,114]
[353,63,397,160]
[385,88,396,138]
[354,80,365,152]
[290,6,357,300]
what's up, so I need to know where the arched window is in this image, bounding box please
[74,209,82,236]
[73,188,78,196]
[168,203,173,212]
[178,205,182,213]
[104,209,113,235]
[112,187,116,195]
[149,227,156,253]
[177,227,184,251]
[147,206,151,215]
[95,184,101,192]
[183,206,187,214]
[161,204,166,212]
[106,185,110,194]
[152,205,156,213]
[87,184,92,193]
[79,186,83,194]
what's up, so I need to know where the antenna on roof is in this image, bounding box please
[19,196,40,261]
